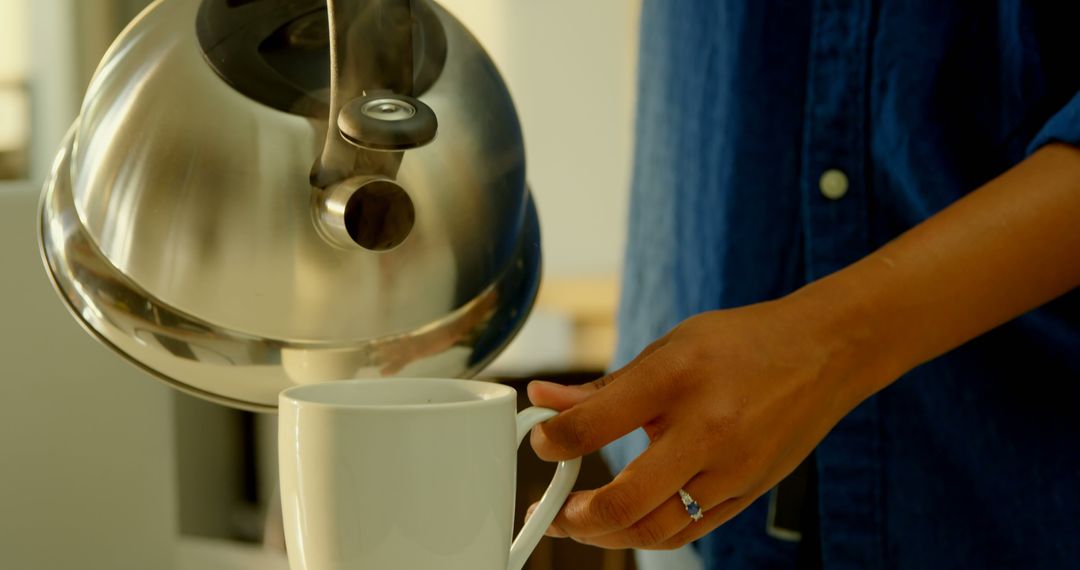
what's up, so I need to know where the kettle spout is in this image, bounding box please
[313,176,415,251]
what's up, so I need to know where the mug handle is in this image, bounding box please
[507,407,583,570]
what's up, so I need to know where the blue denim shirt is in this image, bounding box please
[606,1,1080,569]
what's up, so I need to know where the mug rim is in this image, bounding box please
[278,377,517,411]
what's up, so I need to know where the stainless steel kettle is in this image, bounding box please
[38,0,540,411]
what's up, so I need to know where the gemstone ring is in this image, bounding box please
[678,488,704,522]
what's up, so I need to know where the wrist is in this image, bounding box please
[783,263,913,412]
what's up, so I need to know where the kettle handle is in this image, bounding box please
[314,0,438,185]
[328,0,414,100]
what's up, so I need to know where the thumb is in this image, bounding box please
[527,380,594,411]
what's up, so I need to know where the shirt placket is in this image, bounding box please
[799,0,883,569]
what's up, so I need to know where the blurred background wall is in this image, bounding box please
[0,1,640,568]
[0,2,179,569]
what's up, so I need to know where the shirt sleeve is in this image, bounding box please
[1027,90,1080,155]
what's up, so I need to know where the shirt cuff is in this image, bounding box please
[1027,90,1080,155]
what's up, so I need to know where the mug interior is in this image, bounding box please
[280,378,515,409]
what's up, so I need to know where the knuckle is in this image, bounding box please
[657,532,692,550]
[558,413,597,455]
[681,340,713,365]
[625,517,670,547]
[698,413,736,441]
[588,488,638,529]
[592,374,615,390]
[663,348,704,391]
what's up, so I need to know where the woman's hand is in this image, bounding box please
[527,294,894,550]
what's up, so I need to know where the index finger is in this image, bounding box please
[531,345,683,460]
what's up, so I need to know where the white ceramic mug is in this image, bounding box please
[279,378,582,570]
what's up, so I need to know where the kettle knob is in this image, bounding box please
[337,92,438,151]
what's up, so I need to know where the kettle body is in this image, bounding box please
[39,0,540,411]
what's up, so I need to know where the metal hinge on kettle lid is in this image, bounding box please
[38,0,540,411]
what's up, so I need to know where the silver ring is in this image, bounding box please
[678,488,704,522]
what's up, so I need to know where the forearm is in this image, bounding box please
[793,143,1080,403]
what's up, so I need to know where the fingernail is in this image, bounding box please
[527,380,567,403]
[524,503,538,522]
[530,380,590,396]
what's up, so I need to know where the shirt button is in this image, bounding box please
[819,169,849,200]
